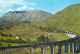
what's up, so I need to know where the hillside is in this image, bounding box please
[1,4,79,42]
[32,4,80,34]
[1,4,79,41]
[0,10,52,30]
[0,3,79,54]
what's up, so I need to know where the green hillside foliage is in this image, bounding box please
[0,4,79,54]
[1,4,79,45]
[0,23,70,41]
[1,4,79,42]
[0,10,52,30]
[32,4,80,34]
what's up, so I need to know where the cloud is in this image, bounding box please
[16,5,35,11]
[0,0,36,16]
[17,8,21,11]
[8,9,14,11]
[22,6,28,9]
[17,6,28,11]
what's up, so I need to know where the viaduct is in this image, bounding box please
[0,31,80,54]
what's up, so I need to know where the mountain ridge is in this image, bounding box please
[0,10,52,22]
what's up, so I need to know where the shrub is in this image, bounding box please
[0,43,2,47]
[8,44,11,47]
[9,34,13,37]
[37,35,45,43]
[6,39,12,43]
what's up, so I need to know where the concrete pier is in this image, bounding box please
[65,43,68,53]
[50,45,55,54]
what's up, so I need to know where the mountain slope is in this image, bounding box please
[0,10,52,22]
[23,10,52,22]
[1,3,79,41]
[33,4,80,34]
[0,4,79,42]
[0,10,52,30]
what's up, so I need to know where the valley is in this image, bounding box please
[0,3,79,54]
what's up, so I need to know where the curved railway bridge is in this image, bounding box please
[0,31,80,54]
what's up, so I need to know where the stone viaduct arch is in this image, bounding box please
[0,31,80,54]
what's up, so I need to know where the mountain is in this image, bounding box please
[0,3,79,54]
[23,10,52,22]
[0,10,52,22]
[0,10,52,30]
[6,11,27,14]
[33,4,80,33]
[0,4,79,42]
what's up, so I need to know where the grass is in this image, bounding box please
[0,24,70,41]
[0,36,18,40]
[0,42,27,47]
[0,3,80,54]
[32,4,80,34]
[0,36,27,47]
[1,4,79,42]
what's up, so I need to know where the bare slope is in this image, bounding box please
[0,10,52,22]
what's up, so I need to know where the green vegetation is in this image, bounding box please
[32,4,80,34]
[0,3,79,54]
[0,23,70,42]
[39,26,63,33]
[0,38,26,44]
[0,43,2,47]
[0,32,13,37]
[1,4,79,42]
[8,44,11,47]
[0,10,52,30]
[37,35,51,43]
[0,37,27,47]
[0,42,27,47]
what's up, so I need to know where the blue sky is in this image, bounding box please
[0,0,79,16]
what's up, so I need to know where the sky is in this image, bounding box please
[0,0,80,16]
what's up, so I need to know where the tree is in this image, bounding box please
[37,35,45,43]
[6,39,12,43]
[9,34,12,37]
[0,43,2,47]
[45,36,51,43]
[0,32,2,35]
[0,38,4,42]
[19,38,22,41]
[8,44,11,47]
[27,39,31,44]
[2,34,8,37]
[45,36,48,43]
[5,34,8,37]
[32,41,37,44]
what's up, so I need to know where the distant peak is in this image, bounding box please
[6,11,27,14]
